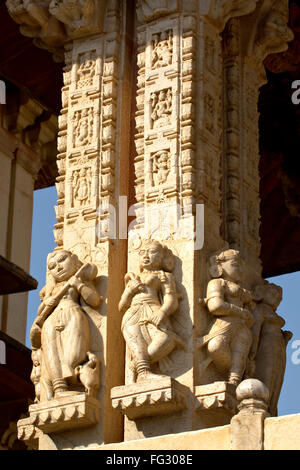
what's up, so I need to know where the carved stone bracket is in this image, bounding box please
[17,418,41,448]
[18,394,101,435]
[6,0,108,61]
[200,0,259,31]
[195,382,238,414]
[111,378,188,420]
[245,0,293,65]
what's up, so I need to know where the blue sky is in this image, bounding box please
[27,186,300,417]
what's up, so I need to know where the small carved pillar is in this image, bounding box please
[7,0,134,449]
[231,379,270,450]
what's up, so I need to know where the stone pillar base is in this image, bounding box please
[111,377,187,420]
[17,393,101,435]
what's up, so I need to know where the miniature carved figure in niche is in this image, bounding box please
[73,167,92,207]
[30,349,42,403]
[73,108,94,147]
[77,50,96,87]
[151,30,173,69]
[249,282,292,416]
[119,240,183,382]
[152,150,170,186]
[151,89,172,129]
[30,249,102,400]
[203,249,254,386]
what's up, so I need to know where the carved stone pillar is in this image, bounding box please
[7,0,134,449]
[7,0,293,449]
[110,0,291,442]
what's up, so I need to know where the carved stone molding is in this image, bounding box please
[18,394,101,435]
[6,0,108,61]
[111,377,188,420]
[195,382,238,414]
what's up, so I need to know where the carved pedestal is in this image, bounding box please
[111,377,187,420]
[17,394,101,435]
[195,382,237,428]
[195,382,237,413]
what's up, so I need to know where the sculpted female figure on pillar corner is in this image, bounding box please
[119,240,184,383]
[30,249,102,401]
[202,249,254,386]
[249,281,292,416]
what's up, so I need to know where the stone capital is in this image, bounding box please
[245,0,293,63]
[200,0,259,31]
[6,0,108,61]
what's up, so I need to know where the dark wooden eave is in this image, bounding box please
[0,330,34,402]
[0,255,38,295]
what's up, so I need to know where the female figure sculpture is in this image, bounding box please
[30,249,102,400]
[119,240,182,382]
[204,249,254,386]
[250,282,292,415]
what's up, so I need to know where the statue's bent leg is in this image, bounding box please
[148,328,175,364]
[122,322,149,364]
[207,334,231,373]
[229,326,252,385]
